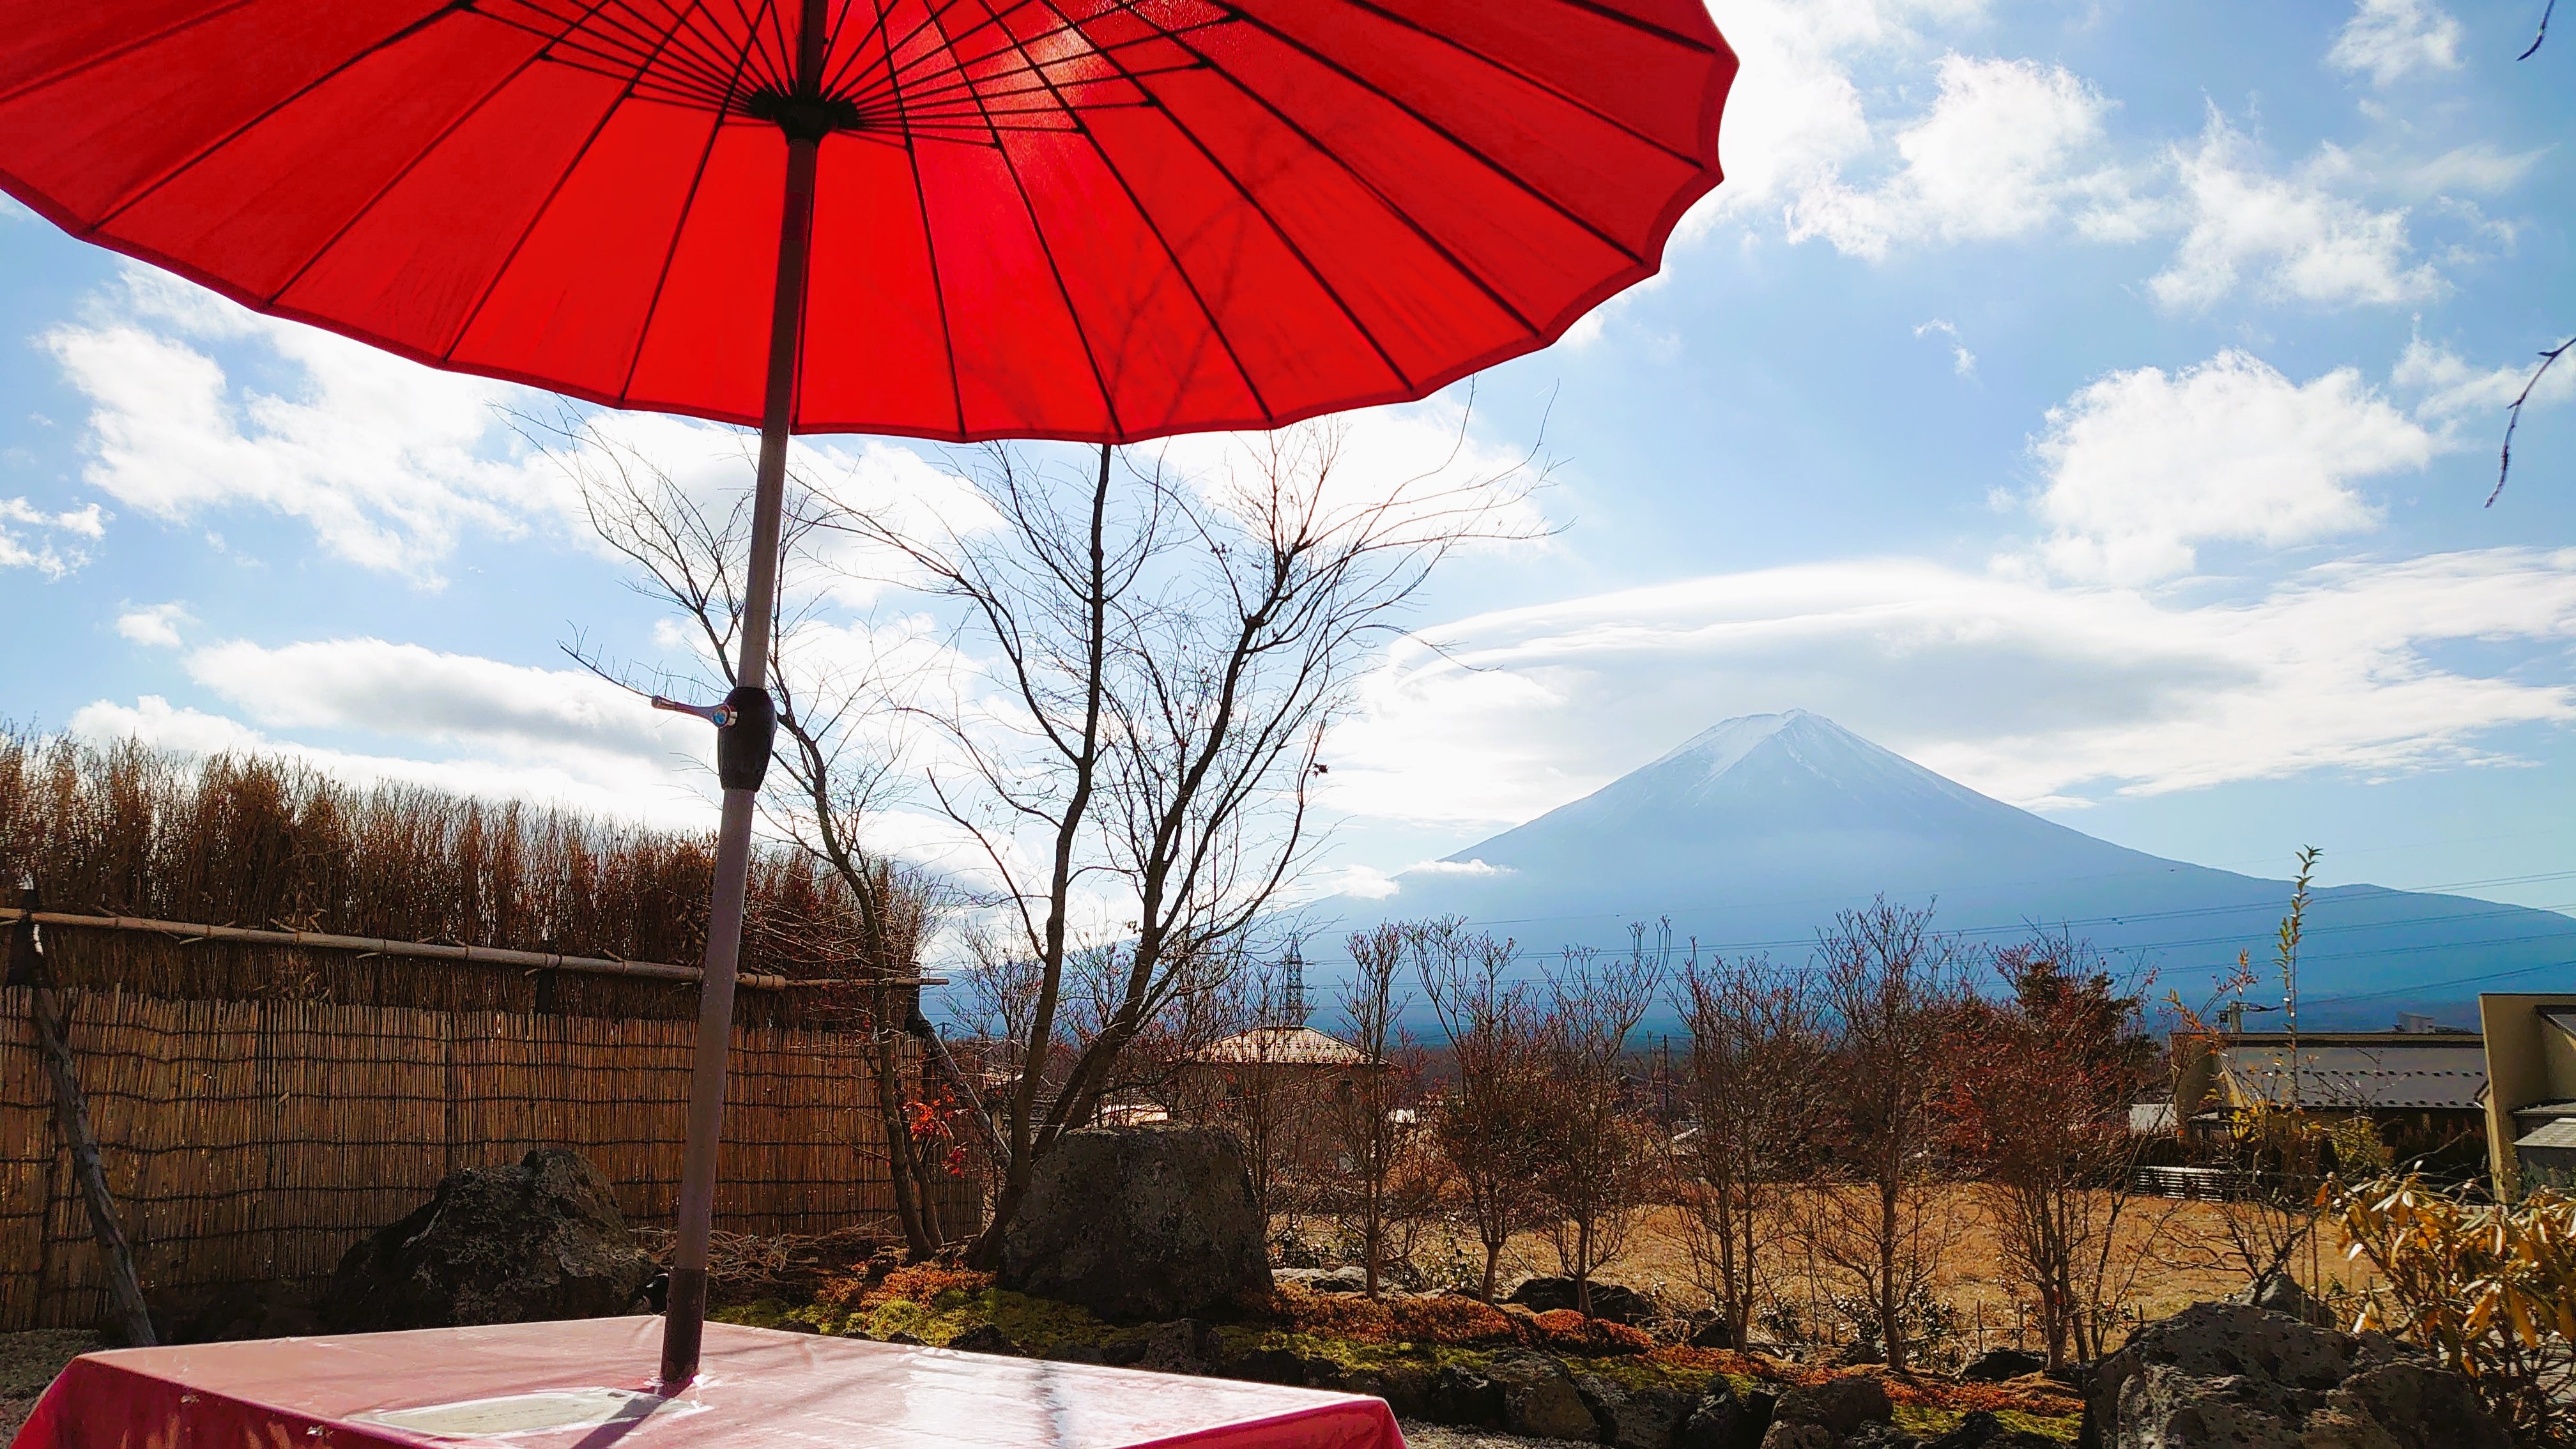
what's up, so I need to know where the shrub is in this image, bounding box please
[2333,1175,2575,1448]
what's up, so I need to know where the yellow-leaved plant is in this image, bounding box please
[2332,1174,2576,1447]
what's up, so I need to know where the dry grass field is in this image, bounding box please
[1436,1188,2384,1358]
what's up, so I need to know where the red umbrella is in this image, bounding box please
[2,0,1733,1386]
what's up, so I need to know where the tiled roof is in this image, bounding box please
[2221,1044,2488,1110]
[1189,1025,1374,1067]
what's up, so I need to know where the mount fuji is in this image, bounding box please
[1312,711,2575,1026]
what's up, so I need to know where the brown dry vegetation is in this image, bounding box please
[1474,1192,2384,1354]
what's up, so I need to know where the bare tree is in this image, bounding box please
[1675,949,1825,1349]
[1947,932,2169,1367]
[565,423,960,1256]
[1331,923,1431,1296]
[1800,898,1972,1373]
[1533,923,1666,1317]
[1417,918,1547,1301]
[811,423,1536,1265]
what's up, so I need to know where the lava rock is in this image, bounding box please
[1956,1348,2046,1384]
[2085,1300,2511,1449]
[1487,1349,1600,1441]
[1507,1275,1656,1324]
[1274,1266,1370,1294]
[943,1322,1022,1356]
[1687,1315,1736,1350]
[319,1148,654,1332]
[1228,1345,1315,1386]
[1135,1319,1222,1376]
[1577,1374,1696,1449]
[1432,1363,1506,1427]
[1678,1381,1772,1449]
[1766,1376,1894,1439]
[999,1125,1270,1320]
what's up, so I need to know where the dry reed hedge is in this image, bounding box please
[0,985,985,1331]
[0,732,884,1025]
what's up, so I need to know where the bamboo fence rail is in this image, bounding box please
[0,985,973,1333]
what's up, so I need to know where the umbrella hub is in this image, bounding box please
[745,87,863,143]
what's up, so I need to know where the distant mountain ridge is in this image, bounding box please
[1316,711,2575,1027]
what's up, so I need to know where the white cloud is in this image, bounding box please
[1678,0,1991,240]
[115,602,190,648]
[2153,114,2442,309]
[1786,54,2122,257]
[2329,0,2464,86]
[67,693,720,829]
[183,637,696,762]
[2395,334,2576,421]
[1915,319,1977,375]
[1322,549,2576,831]
[43,269,571,579]
[0,498,103,578]
[2023,349,2433,584]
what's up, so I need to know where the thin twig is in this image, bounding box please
[2490,337,2574,505]
[2522,0,2557,59]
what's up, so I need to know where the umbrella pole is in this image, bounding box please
[659,124,822,1390]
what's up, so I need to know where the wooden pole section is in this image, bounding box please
[9,885,155,1347]
[661,0,822,1387]
[0,908,809,992]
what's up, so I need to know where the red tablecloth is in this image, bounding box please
[11,1316,1404,1448]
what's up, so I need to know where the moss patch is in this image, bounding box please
[712,1269,2084,1444]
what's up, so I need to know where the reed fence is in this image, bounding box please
[0,983,970,1333]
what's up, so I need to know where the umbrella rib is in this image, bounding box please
[436,0,731,361]
[877,1,970,437]
[1324,0,1707,167]
[1156,24,1538,344]
[88,4,507,234]
[0,0,264,110]
[256,0,642,309]
[615,3,771,404]
[986,0,1276,422]
[1078,56,1414,397]
[1541,0,1721,52]
[1223,8,1646,270]
[935,0,1127,436]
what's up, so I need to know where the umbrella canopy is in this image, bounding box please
[1,0,1733,444]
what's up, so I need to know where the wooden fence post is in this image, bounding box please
[10,882,155,1346]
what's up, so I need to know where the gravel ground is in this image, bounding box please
[0,1329,101,1436]
[1398,1422,1591,1449]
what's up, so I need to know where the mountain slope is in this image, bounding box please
[1317,712,2574,1023]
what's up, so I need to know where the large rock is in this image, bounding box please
[1679,1382,1772,1449]
[321,1148,654,1331]
[1509,1275,1657,1324]
[1956,1348,2045,1384]
[999,1124,1270,1320]
[1759,1377,1897,1449]
[1487,1349,1602,1441]
[2085,1301,2511,1449]
[1575,1375,1696,1449]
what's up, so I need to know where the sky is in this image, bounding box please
[7,0,2576,946]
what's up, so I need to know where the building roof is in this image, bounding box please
[1189,1025,1374,1067]
[2515,1117,2576,1152]
[2221,1043,2488,1111]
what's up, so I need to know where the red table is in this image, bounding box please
[11,1317,1404,1448]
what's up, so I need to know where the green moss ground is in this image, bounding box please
[716,1284,2080,1444]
